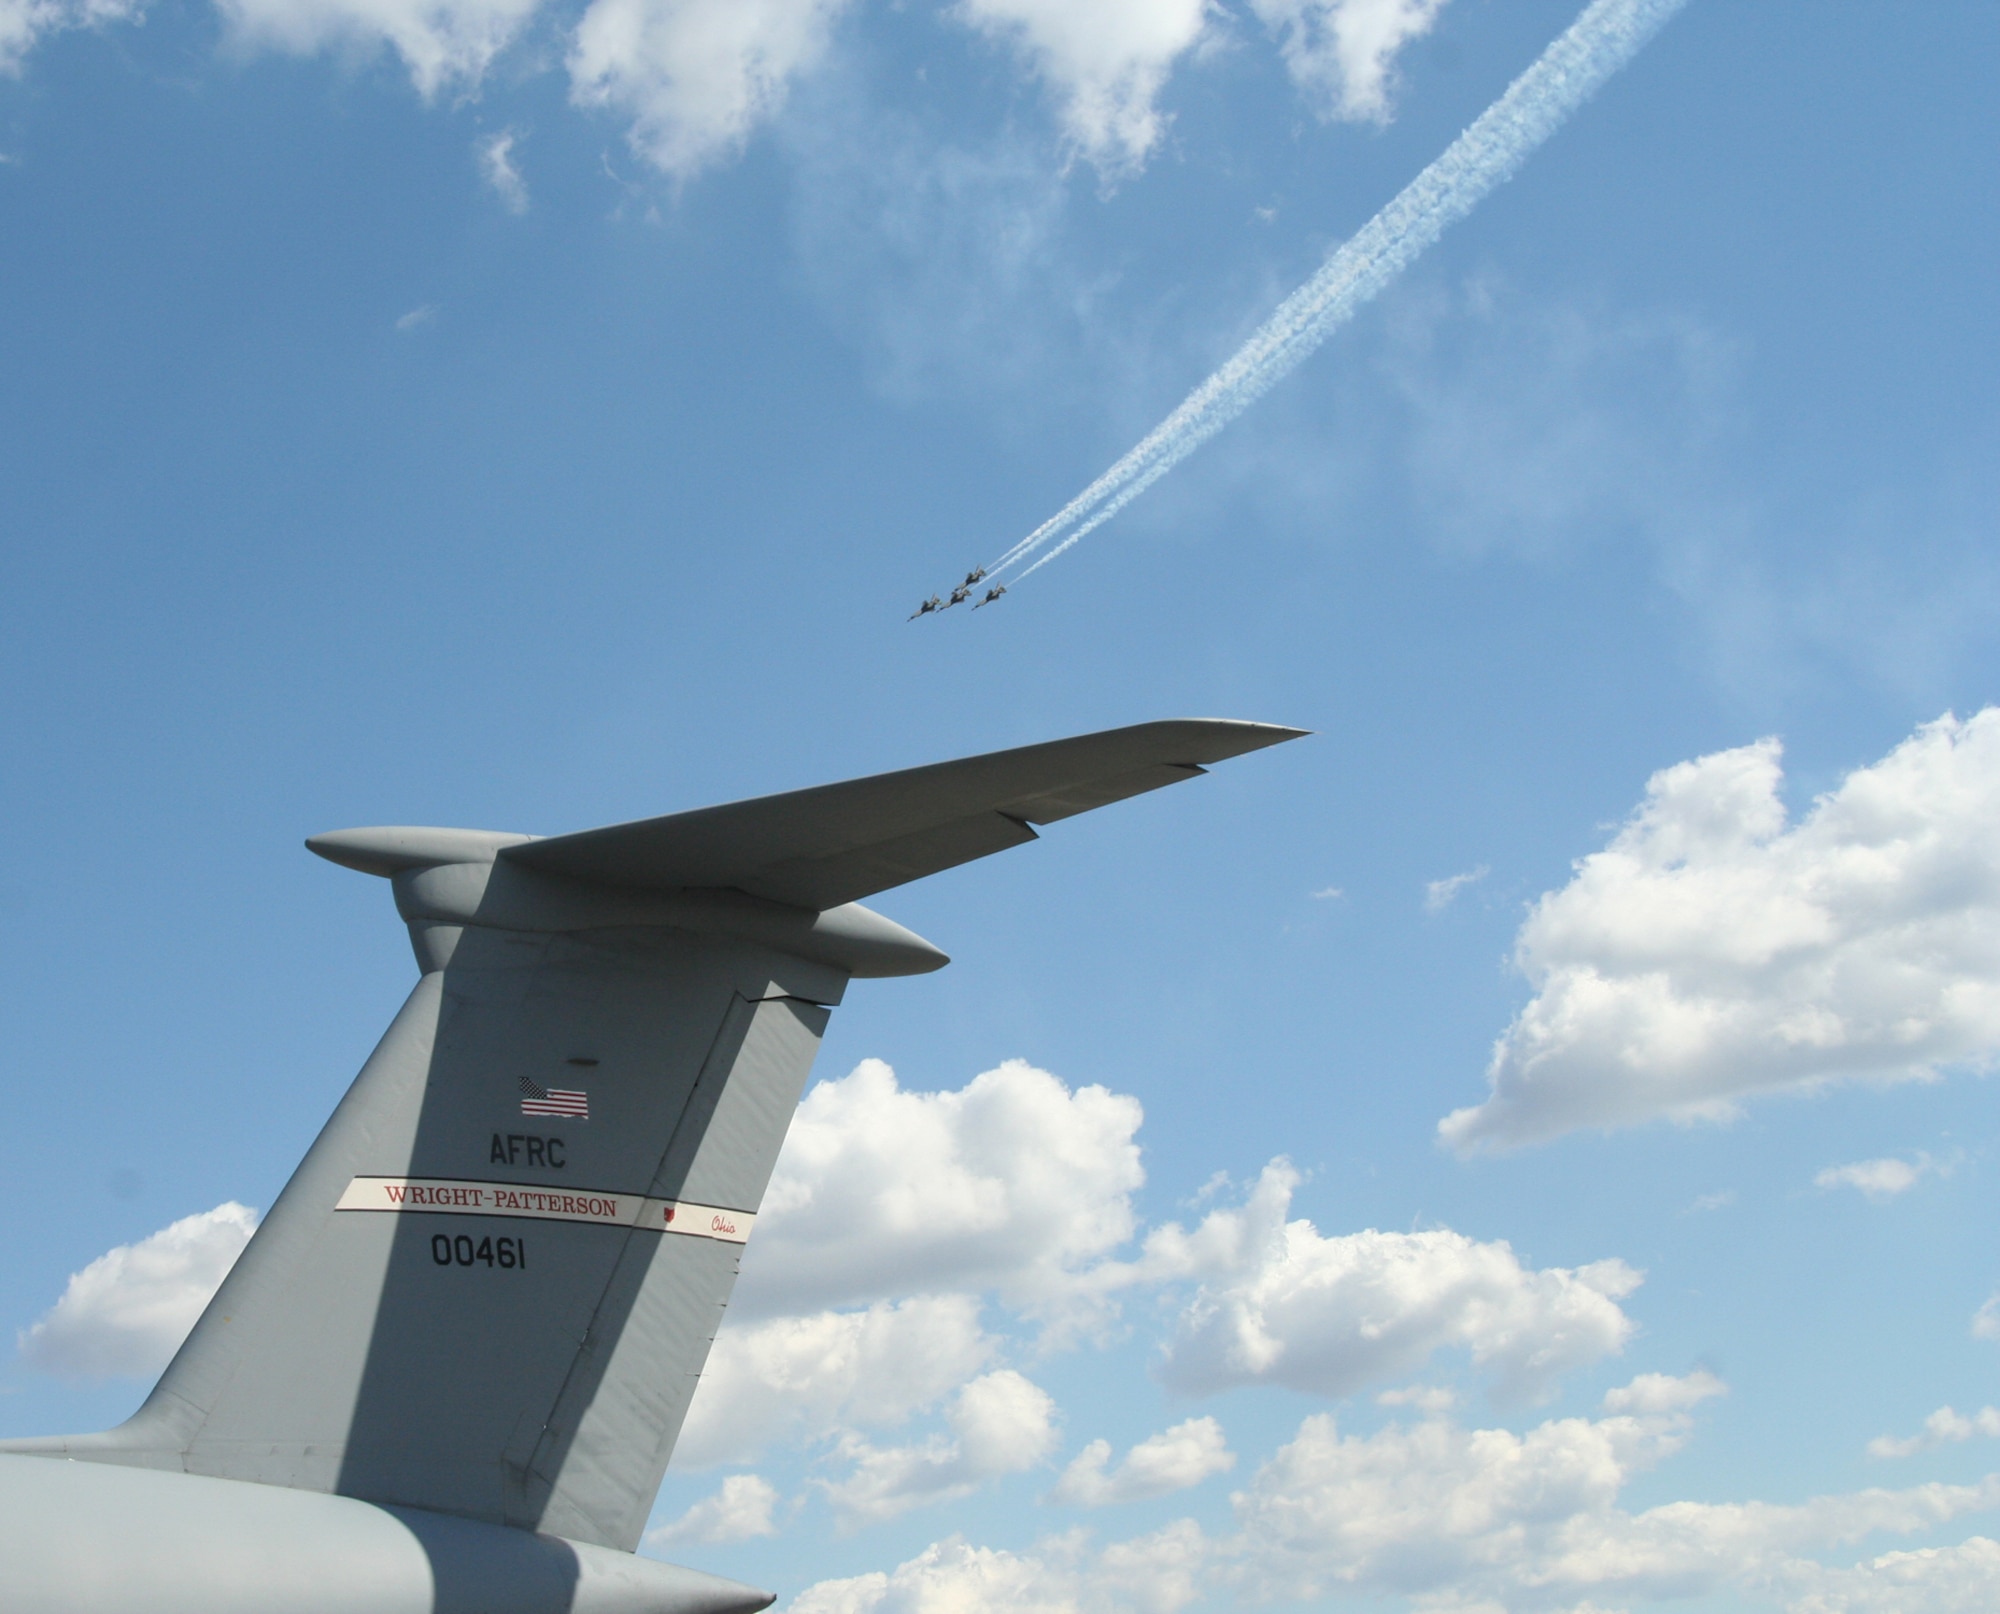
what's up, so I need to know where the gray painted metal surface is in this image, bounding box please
[0,1455,771,1614]
[12,933,833,1549]
[0,719,1304,1609]
[504,718,1302,909]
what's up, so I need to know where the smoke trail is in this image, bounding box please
[988,0,1689,586]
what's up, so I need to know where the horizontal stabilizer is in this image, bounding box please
[12,717,1305,1565]
[506,719,1306,910]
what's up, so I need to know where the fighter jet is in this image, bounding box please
[972,584,1008,609]
[907,594,943,620]
[0,720,1306,1614]
[962,566,987,587]
[945,582,973,607]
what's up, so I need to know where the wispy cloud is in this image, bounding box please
[395,303,437,331]
[779,79,1142,413]
[1361,274,2000,709]
[478,129,528,212]
[1815,1153,1945,1202]
[1424,864,1487,913]
[215,0,543,99]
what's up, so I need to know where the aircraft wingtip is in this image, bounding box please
[1187,718,1313,744]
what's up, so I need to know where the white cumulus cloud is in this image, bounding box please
[568,0,851,179]
[682,1056,1146,1467]
[2,0,1453,186]
[1601,1368,1725,1416]
[1375,1382,1455,1413]
[819,1369,1058,1526]
[695,1061,1641,1491]
[0,0,143,73]
[795,1377,2000,1614]
[1223,1377,1996,1608]
[1227,1390,1700,1603]
[1869,1406,2000,1461]
[1442,710,2000,1152]
[737,1057,1144,1327]
[1138,1160,1639,1401]
[791,1521,1207,1614]
[675,1294,992,1468]
[953,0,1210,175]
[1050,1415,1234,1506]
[1785,1535,2000,1613]
[1248,0,1448,123]
[17,1203,258,1378]
[644,1473,780,1546]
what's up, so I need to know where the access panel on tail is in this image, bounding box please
[1,719,1303,1567]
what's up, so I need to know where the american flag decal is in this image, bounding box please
[520,1075,590,1119]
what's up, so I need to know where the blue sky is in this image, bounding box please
[4,0,2000,1608]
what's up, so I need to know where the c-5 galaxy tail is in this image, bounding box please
[3,720,1302,1556]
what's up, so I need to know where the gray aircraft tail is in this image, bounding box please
[3,720,1302,1552]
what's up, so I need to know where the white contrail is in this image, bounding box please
[987,0,1689,586]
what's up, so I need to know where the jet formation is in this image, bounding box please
[910,567,994,619]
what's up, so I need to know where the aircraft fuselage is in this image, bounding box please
[0,1454,767,1614]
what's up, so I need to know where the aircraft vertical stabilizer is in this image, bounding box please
[0,720,1304,1554]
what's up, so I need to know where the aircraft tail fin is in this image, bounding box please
[5,721,1304,1550]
